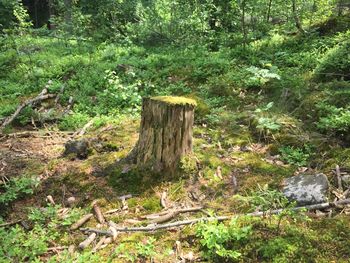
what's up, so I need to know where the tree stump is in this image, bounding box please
[130,96,196,172]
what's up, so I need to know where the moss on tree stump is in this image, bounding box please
[129,96,197,172]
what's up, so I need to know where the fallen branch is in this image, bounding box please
[47,246,68,252]
[78,233,96,250]
[108,221,119,240]
[63,96,74,116]
[0,130,74,140]
[81,216,230,235]
[92,201,105,224]
[118,194,132,201]
[149,210,179,224]
[146,206,203,224]
[104,208,119,215]
[1,87,56,132]
[80,199,350,234]
[55,86,65,105]
[70,214,93,230]
[73,119,94,137]
[92,236,107,253]
[142,206,203,220]
[0,219,22,228]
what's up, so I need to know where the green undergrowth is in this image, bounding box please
[1,15,350,263]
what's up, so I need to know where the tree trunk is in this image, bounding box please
[241,0,247,49]
[266,0,273,23]
[292,0,305,34]
[64,0,72,33]
[129,96,196,172]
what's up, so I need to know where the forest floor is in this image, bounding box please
[1,118,350,262]
[1,15,350,262]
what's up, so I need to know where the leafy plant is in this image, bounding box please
[314,39,350,81]
[136,237,156,260]
[98,70,142,114]
[252,102,281,138]
[28,204,84,227]
[249,185,308,232]
[317,107,350,132]
[246,66,281,88]
[0,175,39,207]
[0,225,49,262]
[249,184,289,212]
[256,117,281,132]
[279,146,310,167]
[196,218,252,261]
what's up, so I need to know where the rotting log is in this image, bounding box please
[127,96,196,172]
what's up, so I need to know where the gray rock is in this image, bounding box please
[63,139,89,159]
[282,173,329,205]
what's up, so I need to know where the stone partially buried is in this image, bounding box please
[282,173,329,205]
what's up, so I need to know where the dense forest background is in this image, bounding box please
[0,0,350,262]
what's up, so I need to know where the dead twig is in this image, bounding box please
[43,246,69,255]
[81,216,230,235]
[46,195,56,205]
[104,209,119,215]
[63,96,74,116]
[92,200,105,224]
[149,210,180,224]
[80,199,350,234]
[73,119,94,137]
[0,130,74,140]
[142,206,203,220]
[78,233,96,250]
[92,236,107,253]
[1,86,56,132]
[0,219,22,228]
[55,86,65,105]
[118,194,132,211]
[70,214,93,230]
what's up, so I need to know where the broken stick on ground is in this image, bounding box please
[80,199,350,235]
[0,86,56,132]
[92,201,105,224]
[70,214,93,230]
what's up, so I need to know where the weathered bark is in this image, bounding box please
[266,0,273,23]
[292,0,305,34]
[241,0,247,49]
[129,96,196,172]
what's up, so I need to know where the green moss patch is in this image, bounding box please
[151,96,197,107]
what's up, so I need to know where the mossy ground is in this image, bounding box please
[1,16,350,262]
[1,110,349,262]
